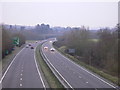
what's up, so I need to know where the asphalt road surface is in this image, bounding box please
[1,41,45,88]
[42,40,117,89]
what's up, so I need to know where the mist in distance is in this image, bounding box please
[1,2,118,29]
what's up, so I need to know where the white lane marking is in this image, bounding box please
[86,82,88,83]
[56,48,117,88]
[20,78,22,81]
[20,84,22,87]
[0,47,25,83]
[20,74,23,76]
[34,46,46,89]
[42,44,73,89]
[21,70,23,72]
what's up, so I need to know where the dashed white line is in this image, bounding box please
[86,82,88,83]
[20,74,23,76]
[0,48,25,83]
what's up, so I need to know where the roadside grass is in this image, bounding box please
[53,44,119,86]
[35,44,65,89]
[90,39,99,42]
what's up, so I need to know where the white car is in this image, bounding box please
[26,45,29,48]
[50,48,55,52]
[49,41,52,43]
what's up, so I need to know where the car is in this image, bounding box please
[28,43,31,46]
[12,48,15,51]
[44,46,48,50]
[26,45,29,48]
[49,41,52,43]
[31,47,34,49]
[36,41,38,43]
[50,48,55,52]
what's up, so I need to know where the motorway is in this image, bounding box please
[1,42,45,88]
[41,39,117,89]
[0,39,118,89]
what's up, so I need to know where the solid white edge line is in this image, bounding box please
[56,46,117,88]
[34,45,46,89]
[42,44,73,89]
[0,47,25,83]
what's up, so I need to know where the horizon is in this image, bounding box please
[2,23,117,30]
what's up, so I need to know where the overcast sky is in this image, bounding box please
[1,0,118,29]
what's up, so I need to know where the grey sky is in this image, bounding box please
[1,1,118,29]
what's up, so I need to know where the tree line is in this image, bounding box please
[2,24,26,58]
[54,25,119,77]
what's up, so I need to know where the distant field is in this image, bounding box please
[89,39,99,42]
[26,40,41,43]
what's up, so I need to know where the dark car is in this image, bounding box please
[31,47,34,49]
[28,43,31,46]
[50,48,55,52]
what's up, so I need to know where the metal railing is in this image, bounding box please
[40,42,73,89]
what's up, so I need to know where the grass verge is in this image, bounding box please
[35,44,65,89]
[53,44,119,86]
